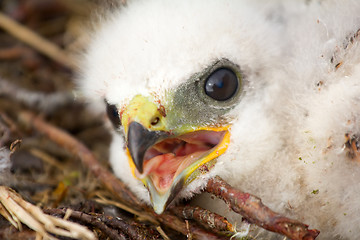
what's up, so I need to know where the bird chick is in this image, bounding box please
[79,0,360,239]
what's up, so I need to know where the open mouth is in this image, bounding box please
[135,130,227,193]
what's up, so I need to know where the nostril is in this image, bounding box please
[151,117,160,126]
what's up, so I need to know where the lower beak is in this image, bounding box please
[127,121,177,213]
[146,174,184,214]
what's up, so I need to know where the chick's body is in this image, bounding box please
[79,0,360,239]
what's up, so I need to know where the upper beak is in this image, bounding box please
[127,121,168,174]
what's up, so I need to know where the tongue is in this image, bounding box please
[144,150,210,192]
[140,134,223,192]
[153,153,181,175]
[141,153,177,177]
[143,143,211,177]
[158,174,175,190]
[143,153,179,191]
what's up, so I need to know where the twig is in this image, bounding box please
[156,226,170,240]
[153,210,225,240]
[0,12,76,70]
[94,194,158,225]
[97,213,162,240]
[44,208,127,240]
[0,46,26,60]
[0,117,11,147]
[206,176,320,240]
[29,148,65,170]
[171,205,233,232]
[185,220,193,240]
[44,207,164,240]
[0,113,22,142]
[102,214,162,240]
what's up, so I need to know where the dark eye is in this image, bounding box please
[204,68,238,101]
[106,102,121,128]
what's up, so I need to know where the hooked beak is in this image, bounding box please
[127,121,183,213]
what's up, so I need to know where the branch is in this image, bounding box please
[206,176,320,240]
[171,205,233,233]
[44,208,128,240]
[0,12,76,70]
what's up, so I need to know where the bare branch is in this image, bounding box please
[171,205,233,233]
[206,176,320,240]
[0,12,76,70]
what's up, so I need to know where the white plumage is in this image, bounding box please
[79,0,360,239]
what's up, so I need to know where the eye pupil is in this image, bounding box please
[215,81,224,88]
[204,68,238,101]
[106,103,121,128]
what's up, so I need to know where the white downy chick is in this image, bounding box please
[79,1,360,238]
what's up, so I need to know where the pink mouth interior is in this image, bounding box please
[136,130,226,192]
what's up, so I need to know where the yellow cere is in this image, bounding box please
[121,94,167,135]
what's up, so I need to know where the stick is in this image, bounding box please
[44,208,127,240]
[44,208,163,240]
[171,205,233,233]
[206,176,320,240]
[0,12,76,70]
